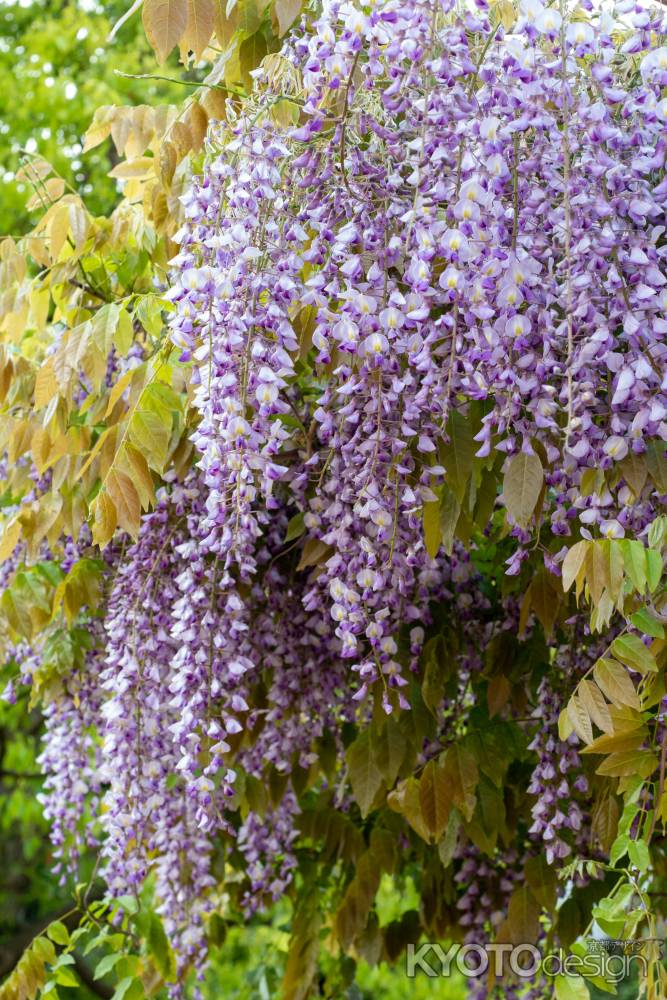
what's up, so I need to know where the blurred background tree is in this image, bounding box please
[0,0,183,236]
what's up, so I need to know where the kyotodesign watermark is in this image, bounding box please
[405,939,663,984]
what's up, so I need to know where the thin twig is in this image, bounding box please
[108,0,142,41]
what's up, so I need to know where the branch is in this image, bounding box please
[107,0,143,42]
[0,769,43,781]
[114,69,238,96]
[0,885,105,979]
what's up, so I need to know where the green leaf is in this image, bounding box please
[52,954,75,968]
[55,967,79,987]
[111,977,138,1000]
[114,895,139,916]
[437,809,460,868]
[596,749,657,779]
[464,774,504,855]
[46,921,70,946]
[464,726,514,788]
[554,974,592,1000]
[592,883,635,938]
[238,0,266,35]
[439,486,462,556]
[648,515,667,550]
[610,833,630,867]
[120,443,155,511]
[629,607,664,639]
[442,744,478,822]
[524,854,558,911]
[645,439,667,493]
[504,884,540,943]
[611,634,656,673]
[91,302,120,355]
[578,680,613,735]
[1,586,33,637]
[421,634,451,717]
[387,776,431,843]
[423,498,441,559]
[503,451,543,527]
[134,294,168,339]
[620,451,647,497]
[129,408,170,471]
[646,548,662,592]
[627,838,650,871]
[369,827,397,875]
[585,541,612,605]
[440,409,473,502]
[82,929,109,957]
[144,380,182,419]
[619,539,647,593]
[593,659,639,710]
[94,953,122,980]
[147,912,177,982]
[346,728,384,818]
[90,489,117,548]
[32,935,57,965]
[274,0,302,34]
[284,512,305,543]
[372,716,405,788]
[529,567,560,638]
[419,757,451,842]
[239,30,268,91]
[601,539,624,603]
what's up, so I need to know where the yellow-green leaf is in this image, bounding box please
[129,408,170,471]
[387,776,431,843]
[596,749,658,778]
[182,0,216,59]
[620,452,647,497]
[419,757,451,842]
[581,728,646,755]
[105,468,141,538]
[442,745,478,822]
[121,444,155,511]
[440,409,473,503]
[566,693,593,745]
[562,539,589,595]
[646,548,662,592]
[579,679,613,735]
[143,0,188,63]
[346,728,384,818]
[620,539,647,593]
[594,658,640,710]
[503,451,543,526]
[423,498,441,559]
[611,634,656,674]
[239,31,268,90]
[91,490,117,548]
[274,0,302,34]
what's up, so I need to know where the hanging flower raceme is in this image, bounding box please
[99,482,216,973]
[169,0,667,724]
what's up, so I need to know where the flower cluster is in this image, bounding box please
[167,0,667,721]
[527,677,588,864]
